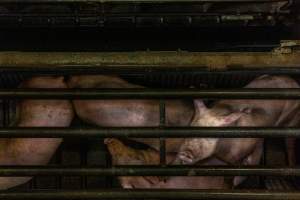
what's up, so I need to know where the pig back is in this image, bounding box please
[68,75,194,152]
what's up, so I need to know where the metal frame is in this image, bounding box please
[0,49,299,198]
[0,166,299,176]
[0,0,291,4]
[0,0,292,28]
[1,88,300,99]
[0,127,300,137]
[0,190,300,200]
[0,50,299,69]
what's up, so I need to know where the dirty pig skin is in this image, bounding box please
[67,75,194,153]
[175,75,300,168]
[0,76,74,190]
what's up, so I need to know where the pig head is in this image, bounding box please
[174,75,300,166]
[105,138,230,189]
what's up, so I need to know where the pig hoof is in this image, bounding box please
[178,151,194,164]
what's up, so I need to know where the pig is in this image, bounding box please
[67,75,194,153]
[174,75,300,167]
[105,138,231,189]
[0,76,74,190]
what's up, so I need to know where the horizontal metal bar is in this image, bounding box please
[1,127,300,138]
[0,51,299,70]
[1,66,300,75]
[0,190,299,200]
[1,88,300,99]
[0,0,282,3]
[0,166,299,176]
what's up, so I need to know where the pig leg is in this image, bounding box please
[215,138,260,165]
[233,141,263,187]
[155,158,230,189]
[173,138,219,165]
[119,176,155,189]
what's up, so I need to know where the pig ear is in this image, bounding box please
[220,112,243,126]
[194,99,207,114]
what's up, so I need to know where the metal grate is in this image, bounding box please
[0,48,299,198]
[0,0,296,28]
[0,69,300,195]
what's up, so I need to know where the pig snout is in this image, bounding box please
[174,138,219,165]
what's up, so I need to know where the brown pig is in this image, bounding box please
[0,76,74,190]
[105,138,231,189]
[67,75,194,153]
[175,75,300,167]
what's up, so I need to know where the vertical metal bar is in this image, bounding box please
[2,101,5,127]
[159,100,166,165]
[105,139,113,188]
[260,139,267,187]
[6,101,10,127]
[263,140,267,166]
[56,146,62,190]
[2,100,7,127]
[80,140,88,189]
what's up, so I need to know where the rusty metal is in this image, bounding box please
[1,66,300,76]
[0,51,299,70]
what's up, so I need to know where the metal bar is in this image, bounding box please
[0,190,299,200]
[0,0,286,3]
[0,127,300,138]
[1,100,7,127]
[80,140,88,189]
[261,139,267,186]
[159,100,166,165]
[0,166,299,176]
[2,66,300,75]
[1,88,300,99]
[0,51,299,70]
